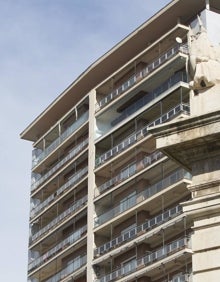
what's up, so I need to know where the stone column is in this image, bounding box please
[150,110,220,282]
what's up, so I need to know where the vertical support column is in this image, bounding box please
[43,138,46,151]
[87,89,96,280]
[58,122,61,137]
[206,0,210,10]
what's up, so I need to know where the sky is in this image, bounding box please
[0,1,171,281]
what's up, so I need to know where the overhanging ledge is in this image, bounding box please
[149,110,220,170]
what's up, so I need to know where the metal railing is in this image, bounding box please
[95,103,190,168]
[95,169,190,227]
[32,111,89,168]
[31,138,88,192]
[95,204,182,256]
[98,236,191,282]
[28,225,87,272]
[31,195,87,243]
[45,254,87,282]
[97,151,163,195]
[162,272,192,282]
[96,44,188,112]
[30,167,88,219]
[111,71,187,127]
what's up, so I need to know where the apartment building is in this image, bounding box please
[21,1,220,281]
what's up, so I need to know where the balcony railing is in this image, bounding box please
[28,225,87,272]
[97,236,191,282]
[32,111,89,168]
[31,195,87,243]
[95,169,190,227]
[97,150,163,195]
[96,44,188,112]
[95,204,182,256]
[136,236,190,271]
[95,103,190,168]
[163,272,192,282]
[30,167,88,219]
[31,138,88,192]
[45,254,87,282]
[111,71,187,127]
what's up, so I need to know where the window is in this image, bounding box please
[122,257,136,275]
[120,163,136,181]
[121,223,137,241]
[120,191,136,213]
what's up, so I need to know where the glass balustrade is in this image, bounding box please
[31,139,88,191]
[29,225,87,272]
[136,236,189,268]
[97,151,163,195]
[31,138,88,192]
[95,205,182,256]
[96,44,188,112]
[111,71,187,127]
[32,111,89,168]
[164,272,192,282]
[95,103,190,168]
[95,168,190,226]
[30,167,88,219]
[98,236,191,282]
[45,254,87,282]
[31,195,87,243]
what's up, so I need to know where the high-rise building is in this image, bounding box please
[21,1,220,281]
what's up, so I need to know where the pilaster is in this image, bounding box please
[87,89,96,280]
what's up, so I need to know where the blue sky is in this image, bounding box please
[0,1,170,281]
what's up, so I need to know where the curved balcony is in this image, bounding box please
[96,151,164,196]
[95,204,182,256]
[31,167,88,219]
[96,44,188,112]
[31,138,88,192]
[32,111,89,168]
[95,103,190,168]
[31,195,87,243]
[95,169,190,227]
[97,236,191,282]
[28,225,87,273]
[45,254,87,282]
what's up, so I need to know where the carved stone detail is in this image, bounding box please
[189,16,220,91]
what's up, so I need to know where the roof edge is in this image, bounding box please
[20,0,176,140]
